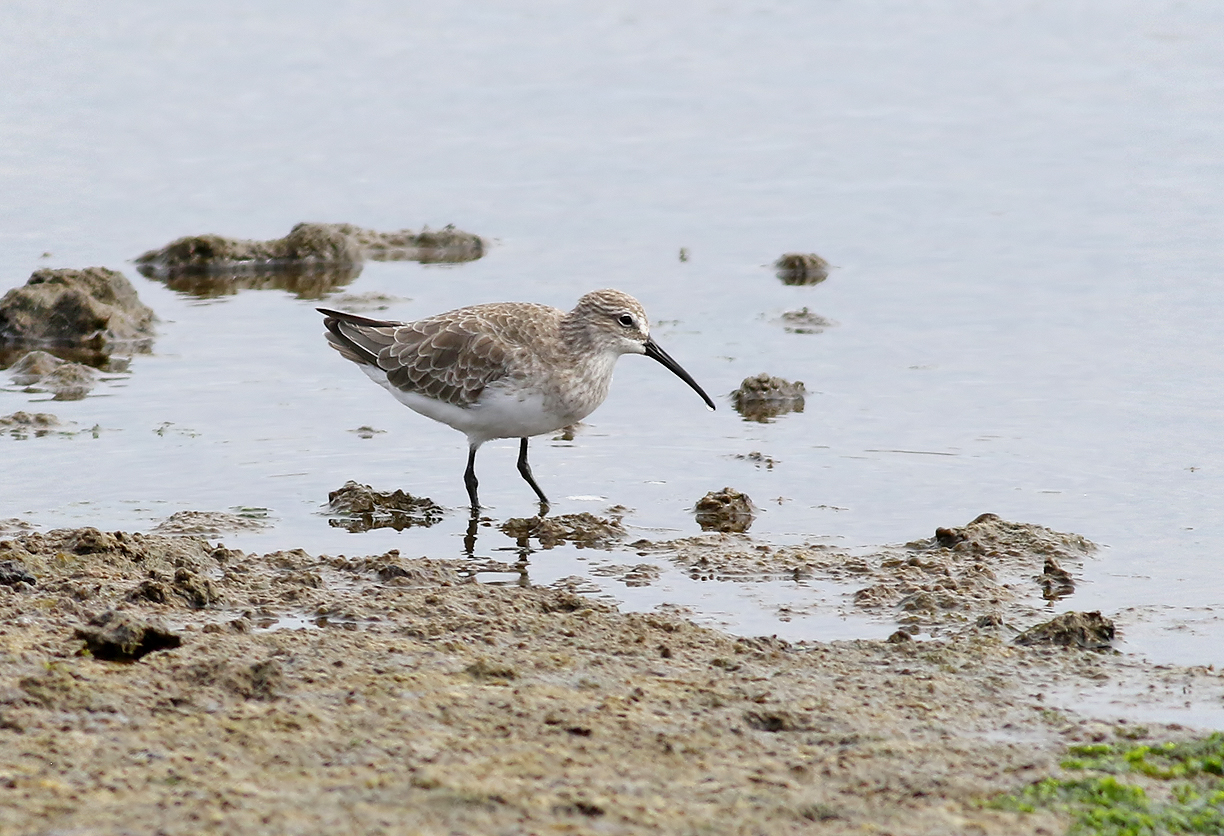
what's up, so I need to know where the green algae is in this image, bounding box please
[991,733,1224,835]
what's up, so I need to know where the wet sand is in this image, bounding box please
[2,524,1222,834]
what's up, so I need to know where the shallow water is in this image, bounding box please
[2,2,1223,667]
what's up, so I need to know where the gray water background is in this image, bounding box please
[2,2,1222,669]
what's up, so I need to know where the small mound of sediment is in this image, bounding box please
[731,373,806,423]
[127,567,220,609]
[75,610,183,661]
[327,481,445,533]
[325,292,406,313]
[774,253,830,285]
[694,488,756,533]
[0,558,36,587]
[0,267,155,363]
[7,349,104,400]
[153,510,270,536]
[500,513,625,549]
[1015,611,1115,650]
[0,411,66,439]
[777,307,833,334]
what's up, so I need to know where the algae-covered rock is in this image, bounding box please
[0,267,155,362]
[135,223,363,269]
[774,252,830,285]
[731,373,806,423]
[1015,611,1115,650]
[327,481,445,533]
[694,488,756,533]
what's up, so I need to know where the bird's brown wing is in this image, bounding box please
[319,308,516,407]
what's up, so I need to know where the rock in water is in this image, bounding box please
[0,267,155,360]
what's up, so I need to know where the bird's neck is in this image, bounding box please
[558,310,594,355]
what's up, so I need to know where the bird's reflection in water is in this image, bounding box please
[462,512,537,587]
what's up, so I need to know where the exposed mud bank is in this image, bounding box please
[0,524,1221,834]
[641,513,1099,637]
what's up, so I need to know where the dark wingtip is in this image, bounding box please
[315,308,405,328]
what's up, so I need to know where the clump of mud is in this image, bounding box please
[152,510,270,536]
[134,222,484,299]
[327,481,445,532]
[1015,611,1115,650]
[127,568,220,609]
[74,610,183,661]
[0,267,155,366]
[731,373,806,423]
[1038,557,1076,601]
[733,451,777,469]
[500,512,625,549]
[0,558,36,587]
[774,252,830,285]
[0,411,67,439]
[777,307,833,334]
[694,488,756,533]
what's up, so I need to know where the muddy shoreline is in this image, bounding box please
[1,523,1221,834]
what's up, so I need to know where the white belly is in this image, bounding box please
[360,366,580,446]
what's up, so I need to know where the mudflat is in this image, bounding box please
[1,523,1220,834]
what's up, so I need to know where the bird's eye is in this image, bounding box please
[617,314,635,327]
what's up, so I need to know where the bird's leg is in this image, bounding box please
[517,437,550,511]
[464,444,481,513]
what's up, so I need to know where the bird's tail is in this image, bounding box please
[317,308,402,367]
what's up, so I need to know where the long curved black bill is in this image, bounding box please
[643,338,716,411]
